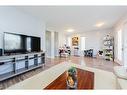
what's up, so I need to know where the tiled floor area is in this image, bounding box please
[0,56,119,89]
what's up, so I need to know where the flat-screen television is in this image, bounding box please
[31,37,41,52]
[4,32,41,54]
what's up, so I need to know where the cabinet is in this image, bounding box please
[0,52,45,81]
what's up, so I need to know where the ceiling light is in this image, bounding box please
[95,22,105,27]
[66,29,75,32]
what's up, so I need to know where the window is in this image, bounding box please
[118,29,122,61]
[81,37,86,51]
[67,37,71,46]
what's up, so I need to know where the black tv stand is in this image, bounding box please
[0,51,45,81]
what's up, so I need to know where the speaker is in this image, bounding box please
[0,49,3,56]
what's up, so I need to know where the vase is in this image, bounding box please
[66,69,77,89]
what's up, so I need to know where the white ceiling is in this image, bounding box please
[18,6,127,33]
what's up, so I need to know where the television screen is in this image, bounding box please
[4,33,23,51]
[31,37,41,52]
[4,32,41,54]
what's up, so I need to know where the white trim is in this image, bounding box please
[114,58,123,65]
[46,56,52,58]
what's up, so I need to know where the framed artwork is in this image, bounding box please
[72,37,79,46]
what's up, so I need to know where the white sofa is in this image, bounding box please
[114,66,127,89]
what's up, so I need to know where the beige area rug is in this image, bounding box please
[7,61,116,89]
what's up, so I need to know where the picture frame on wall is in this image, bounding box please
[72,37,79,46]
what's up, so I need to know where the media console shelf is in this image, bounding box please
[0,52,45,81]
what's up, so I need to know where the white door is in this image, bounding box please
[122,23,127,67]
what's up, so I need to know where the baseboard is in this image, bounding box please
[114,59,123,66]
[46,55,57,59]
[46,56,52,58]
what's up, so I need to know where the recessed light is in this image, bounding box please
[66,29,75,32]
[95,22,105,27]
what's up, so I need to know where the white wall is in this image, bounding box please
[113,14,127,65]
[46,31,59,58]
[0,7,46,51]
[0,7,46,74]
[46,31,51,57]
[67,28,113,56]
[58,32,66,47]
[113,24,122,64]
[51,32,55,58]
[54,32,59,56]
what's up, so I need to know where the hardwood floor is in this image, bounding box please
[67,56,119,72]
[45,68,94,89]
[0,56,118,89]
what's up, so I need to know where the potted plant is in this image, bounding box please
[67,67,77,89]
